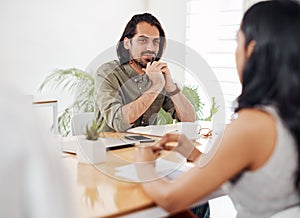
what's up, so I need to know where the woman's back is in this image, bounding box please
[227,106,300,218]
[134,1,300,217]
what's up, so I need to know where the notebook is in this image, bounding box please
[61,135,138,154]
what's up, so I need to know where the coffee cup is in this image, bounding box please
[177,122,200,139]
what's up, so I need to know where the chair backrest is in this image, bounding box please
[270,206,300,218]
[71,112,95,136]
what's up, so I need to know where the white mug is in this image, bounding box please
[177,122,200,139]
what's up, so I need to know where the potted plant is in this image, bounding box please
[38,68,94,136]
[77,119,106,164]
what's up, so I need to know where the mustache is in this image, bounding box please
[141,51,156,57]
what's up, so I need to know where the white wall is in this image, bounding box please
[146,0,186,43]
[0,0,187,106]
[146,0,187,83]
[0,0,145,101]
[0,0,146,130]
[243,0,262,11]
[0,0,187,131]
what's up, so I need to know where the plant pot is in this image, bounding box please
[77,135,106,164]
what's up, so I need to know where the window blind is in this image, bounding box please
[186,0,243,121]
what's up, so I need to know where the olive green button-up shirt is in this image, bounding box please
[95,60,178,132]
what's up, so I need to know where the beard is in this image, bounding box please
[131,58,147,68]
[130,51,156,68]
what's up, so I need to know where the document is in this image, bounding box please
[115,159,193,182]
[126,124,178,137]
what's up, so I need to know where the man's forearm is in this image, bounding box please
[122,84,163,124]
[170,92,196,122]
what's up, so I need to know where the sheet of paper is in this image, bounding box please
[126,124,178,137]
[115,159,192,181]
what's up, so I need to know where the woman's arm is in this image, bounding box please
[136,108,276,213]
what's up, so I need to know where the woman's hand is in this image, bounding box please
[134,146,162,181]
[154,133,201,161]
[135,145,161,163]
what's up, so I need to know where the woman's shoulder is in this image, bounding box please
[227,108,277,169]
[225,108,277,151]
[231,108,275,133]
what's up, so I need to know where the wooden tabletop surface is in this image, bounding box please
[62,132,186,218]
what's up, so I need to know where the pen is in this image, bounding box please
[151,56,155,64]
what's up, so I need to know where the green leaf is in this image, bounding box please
[157,108,175,125]
[204,97,219,121]
[182,85,204,120]
[38,68,95,136]
[85,119,103,140]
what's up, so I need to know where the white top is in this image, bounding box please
[225,106,300,218]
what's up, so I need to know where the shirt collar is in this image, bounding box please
[122,62,146,82]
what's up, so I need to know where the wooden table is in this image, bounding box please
[62,132,188,218]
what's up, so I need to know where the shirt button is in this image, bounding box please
[134,79,137,82]
[141,121,144,124]
[139,87,142,90]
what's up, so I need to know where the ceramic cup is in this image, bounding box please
[177,122,201,139]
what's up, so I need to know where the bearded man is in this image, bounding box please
[95,13,195,132]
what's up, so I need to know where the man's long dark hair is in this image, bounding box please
[235,0,300,194]
[116,13,166,64]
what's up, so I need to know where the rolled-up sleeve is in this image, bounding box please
[95,63,133,132]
